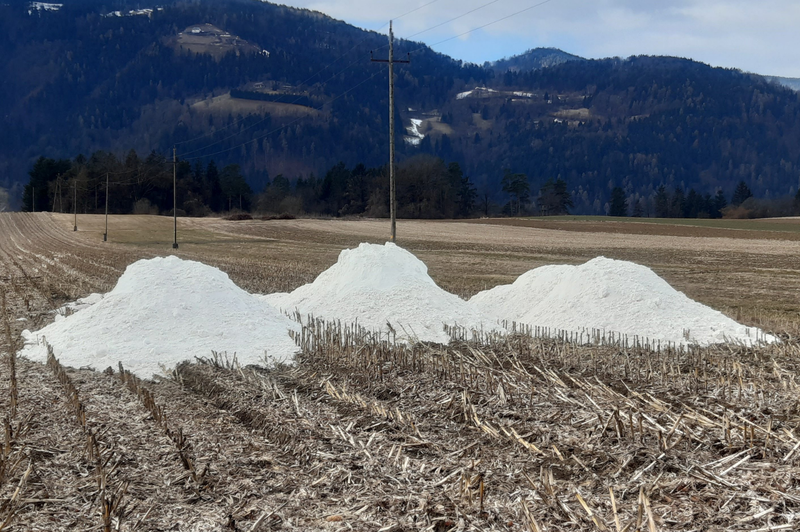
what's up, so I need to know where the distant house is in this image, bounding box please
[191,27,201,34]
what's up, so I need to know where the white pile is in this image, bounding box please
[263,243,496,344]
[20,256,299,378]
[469,256,773,346]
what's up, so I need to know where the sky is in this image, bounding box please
[276,0,800,77]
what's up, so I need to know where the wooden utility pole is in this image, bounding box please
[53,174,62,212]
[371,20,409,243]
[172,146,178,249]
[73,181,77,231]
[57,174,63,212]
[104,173,109,242]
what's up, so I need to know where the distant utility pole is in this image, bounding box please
[371,20,410,243]
[104,173,109,242]
[73,181,77,231]
[53,174,62,212]
[32,188,35,213]
[172,146,178,249]
[57,174,63,212]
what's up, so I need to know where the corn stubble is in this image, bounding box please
[260,319,800,530]
[3,213,800,529]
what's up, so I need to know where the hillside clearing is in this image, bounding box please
[190,93,319,118]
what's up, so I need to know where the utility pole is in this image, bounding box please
[53,174,61,212]
[73,181,77,231]
[172,146,178,249]
[104,173,109,242]
[57,175,62,212]
[32,188,35,213]
[371,20,409,243]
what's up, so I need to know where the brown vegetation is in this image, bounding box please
[2,212,800,529]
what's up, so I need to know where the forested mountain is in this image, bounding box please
[3,0,800,216]
[488,48,584,72]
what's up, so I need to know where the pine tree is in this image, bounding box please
[632,199,644,217]
[654,185,670,218]
[537,178,573,215]
[671,187,685,218]
[713,189,727,218]
[731,181,753,206]
[501,170,530,216]
[608,187,628,216]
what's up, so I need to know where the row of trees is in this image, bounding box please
[258,156,478,219]
[608,181,800,218]
[21,152,480,219]
[609,185,729,218]
[500,172,573,216]
[22,152,253,216]
[24,151,796,220]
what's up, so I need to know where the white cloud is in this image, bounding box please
[276,0,800,76]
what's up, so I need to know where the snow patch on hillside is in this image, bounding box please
[28,2,61,14]
[105,8,163,17]
[405,119,425,146]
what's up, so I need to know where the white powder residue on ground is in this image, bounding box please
[20,256,299,379]
[469,256,774,346]
[262,243,497,344]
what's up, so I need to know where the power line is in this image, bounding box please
[174,2,441,152]
[175,0,554,163]
[409,0,556,53]
[175,4,436,151]
[391,0,442,21]
[403,0,505,40]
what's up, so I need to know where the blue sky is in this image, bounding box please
[276,0,800,77]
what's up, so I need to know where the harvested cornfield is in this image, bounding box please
[3,212,800,530]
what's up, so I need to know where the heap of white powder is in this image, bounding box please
[20,256,299,378]
[263,242,496,344]
[469,256,773,346]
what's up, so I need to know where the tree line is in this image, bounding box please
[22,151,253,217]
[608,181,800,218]
[24,150,799,220]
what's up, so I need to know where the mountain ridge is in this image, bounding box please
[1,0,800,215]
[487,47,584,72]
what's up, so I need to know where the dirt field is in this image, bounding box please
[2,212,800,531]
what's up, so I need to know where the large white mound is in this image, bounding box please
[20,256,299,378]
[262,242,495,344]
[469,256,772,346]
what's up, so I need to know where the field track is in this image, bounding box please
[2,212,800,530]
